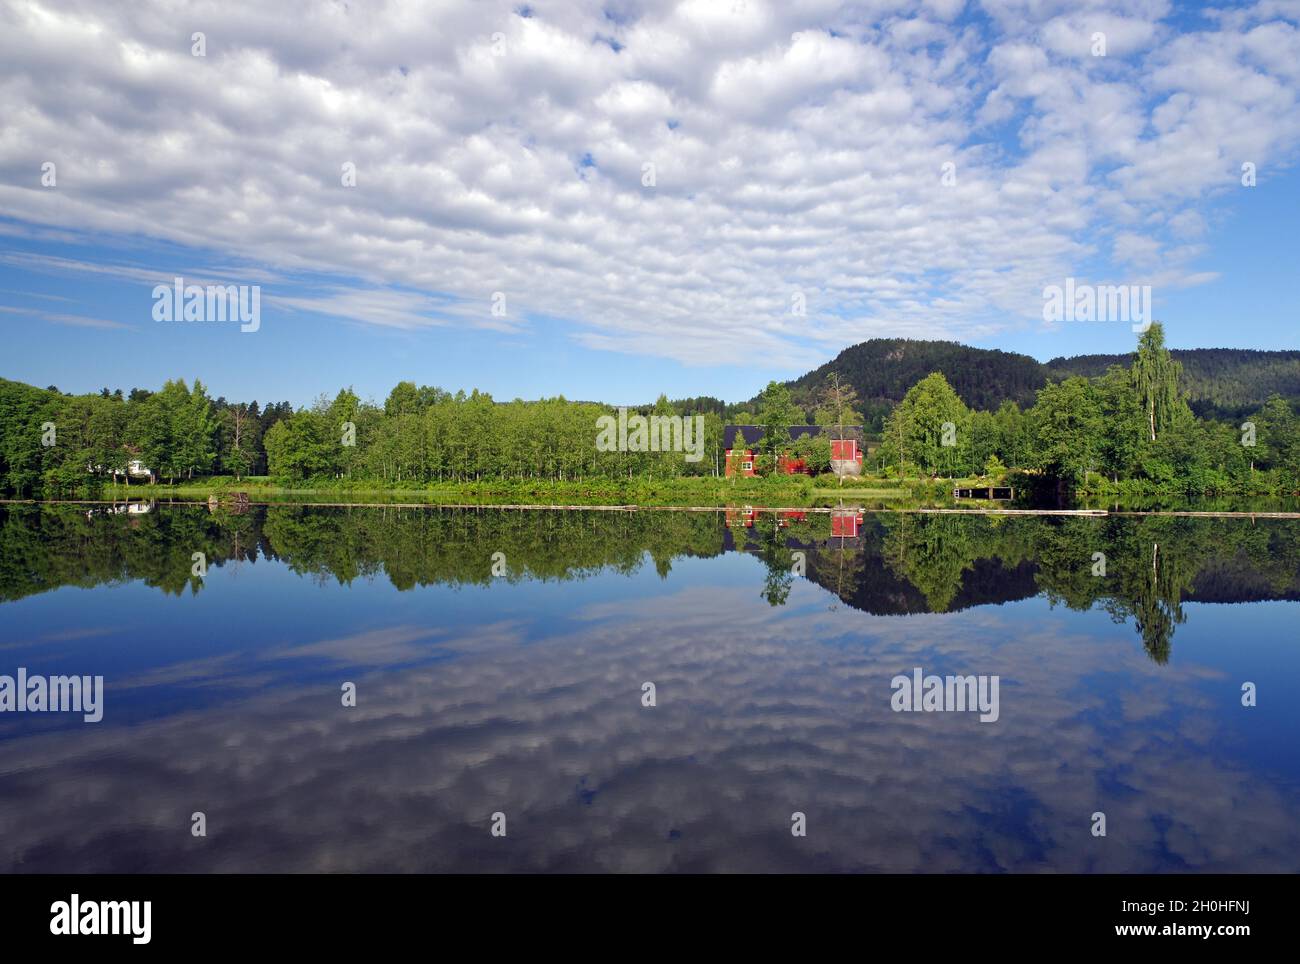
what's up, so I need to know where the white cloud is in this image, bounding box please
[0,0,1296,364]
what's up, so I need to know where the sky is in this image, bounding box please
[0,0,1297,408]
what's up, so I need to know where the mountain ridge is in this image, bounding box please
[771,338,1300,423]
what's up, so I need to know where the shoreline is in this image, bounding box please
[5,498,1300,519]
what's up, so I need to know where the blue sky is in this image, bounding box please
[1,0,1297,408]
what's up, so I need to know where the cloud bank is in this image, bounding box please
[1,0,1297,362]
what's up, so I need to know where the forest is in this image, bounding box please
[787,337,1049,415]
[1047,347,1300,415]
[0,324,1296,499]
[872,325,1300,498]
[786,336,1300,428]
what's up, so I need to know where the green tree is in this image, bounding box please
[988,401,1026,469]
[86,395,129,482]
[384,381,422,417]
[135,380,189,483]
[324,388,362,478]
[175,380,217,478]
[1029,376,1102,488]
[219,403,260,480]
[1094,366,1146,482]
[1255,395,1298,476]
[1130,323,1184,442]
[755,381,800,469]
[264,409,333,480]
[727,428,750,479]
[878,372,971,477]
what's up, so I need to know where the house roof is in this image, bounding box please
[723,424,863,449]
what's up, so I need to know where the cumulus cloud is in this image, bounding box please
[0,0,1296,362]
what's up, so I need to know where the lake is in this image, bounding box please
[1,502,1297,872]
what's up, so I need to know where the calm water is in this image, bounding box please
[1,502,1298,873]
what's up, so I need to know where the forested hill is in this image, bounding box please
[784,339,1048,411]
[783,338,1300,417]
[1046,348,1300,413]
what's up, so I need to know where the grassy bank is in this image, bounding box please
[21,472,1295,511]
[81,474,981,508]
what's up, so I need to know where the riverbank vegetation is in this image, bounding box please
[44,474,932,508]
[2,324,1296,504]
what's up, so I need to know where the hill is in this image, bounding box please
[1046,348,1300,416]
[779,339,1300,425]
[782,339,1048,416]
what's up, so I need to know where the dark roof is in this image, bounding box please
[723,424,863,449]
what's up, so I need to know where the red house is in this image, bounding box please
[724,447,757,477]
[831,438,859,462]
[724,425,864,477]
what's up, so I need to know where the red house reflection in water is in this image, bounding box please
[831,508,862,538]
[725,506,756,528]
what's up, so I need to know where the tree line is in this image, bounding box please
[870,324,1300,496]
[0,377,737,492]
[0,377,291,493]
[0,323,1296,497]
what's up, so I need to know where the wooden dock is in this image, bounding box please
[952,486,1015,501]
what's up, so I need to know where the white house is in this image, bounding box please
[89,460,153,481]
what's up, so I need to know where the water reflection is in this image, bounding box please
[0,504,1297,872]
